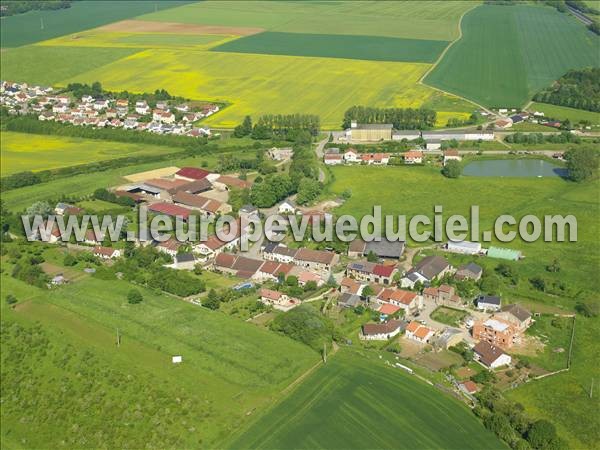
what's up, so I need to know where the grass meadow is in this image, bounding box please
[0,0,190,48]
[226,349,505,449]
[0,252,318,448]
[529,102,600,126]
[425,4,600,108]
[0,131,181,176]
[329,165,599,307]
[212,31,448,63]
[137,0,475,41]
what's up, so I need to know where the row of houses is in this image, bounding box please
[1,80,218,138]
[323,148,390,165]
[262,243,339,274]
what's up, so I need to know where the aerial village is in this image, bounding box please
[0,81,219,137]
[4,78,573,402]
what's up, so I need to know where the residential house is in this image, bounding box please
[212,176,251,191]
[297,270,323,287]
[259,288,300,311]
[423,284,461,305]
[378,303,401,316]
[402,255,452,288]
[278,199,296,215]
[93,246,121,259]
[340,277,363,296]
[324,153,343,165]
[360,320,405,340]
[263,244,298,264]
[343,149,360,163]
[443,149,461,166]
[473,318,517,349]
[135,100,149,115]
[361,153,390,165]
[473,341,511,369]
[84,229,105,245]
[172,191,230,217]
[172,253,196,270]
[239,205,260,222]
[155,238,182,257]
[377,288,421,312]
[295,248,338,273]
[477,295,501,311]
[346,261,397,285]
[405,321,435,343]
[496,304,532,331]
[255,261,294,282]
[459,381,480,395]
[455,262,483,281]
[404,151,423,164]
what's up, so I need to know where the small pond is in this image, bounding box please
[462,159,567,178]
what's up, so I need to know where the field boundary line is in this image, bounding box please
[418,2,494,116]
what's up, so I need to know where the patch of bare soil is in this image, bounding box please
[98,20,264,36]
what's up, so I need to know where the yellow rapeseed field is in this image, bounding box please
[62,48,475,129]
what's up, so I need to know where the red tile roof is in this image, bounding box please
[215,252,236,268]
[148,202,192,219]
[379,303,400,315]
[373,264,395,277]
[176,167,210,180]
[404,151,423,159]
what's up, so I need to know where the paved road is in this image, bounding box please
[314,137,329,182]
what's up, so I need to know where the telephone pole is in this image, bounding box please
[323,342,327,364]
[40,18,44,30]
[116,328,121,347]
[590,378,594,399]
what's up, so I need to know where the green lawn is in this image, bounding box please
[0,0,190,48]
[529,102,600,126]
[212,31,448,63]
[0,131,181,176]
[138,0,475,41]
[430,306,468,327]
[425,4,600,108]
[507,315,600,449]
[226,348,505,449]
[0,46,140,86]
[0,256,318,449]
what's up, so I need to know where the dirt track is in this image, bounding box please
[98,20,264,36]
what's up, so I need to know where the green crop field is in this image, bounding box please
[138,0,476,41]
[329,164,599,306]
[212,31,448,63]
[0,142,257,212]
[425,4,600,108]
[0,131,181,176]
[0,0,191,48]
[529,102,600,126]
[0,46,140,86]
[227,349,505,449]
[0,261,318,449]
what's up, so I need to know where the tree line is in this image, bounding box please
[504,131,582,144]
[533,68,600,112]
[0,0,70,16]
[341,106,437,130]
[233,114,320,141]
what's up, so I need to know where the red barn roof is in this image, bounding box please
[148,202,192,219]
[176,167,210,180]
